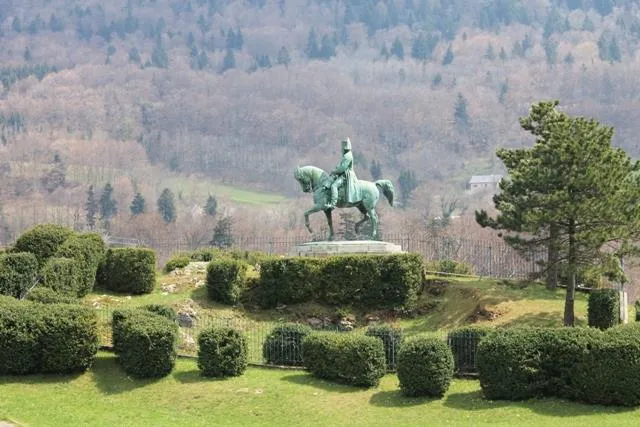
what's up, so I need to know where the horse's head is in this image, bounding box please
[294,167,312,193]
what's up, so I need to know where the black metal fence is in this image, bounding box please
[150,234,544,279]
[96,307,486,374]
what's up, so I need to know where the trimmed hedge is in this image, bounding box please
[0,252,38,298]
[41,257,85,297]
[425,259,474,275]
[257,254,423,311]
[475,327,640,405]
[588,288,620,330]
[141,304,178,322]
[397,336,454,397]
[206,259,248,305]
[262,323,312,366]
[302,332,386,387]
[0,299,98,375]
[447,325,491,375]
[25,287,80,304]
[55,233,106,296]
[12,223,75,267]
[97,248,156,294]
[112,309,178,378]
[198,327,248,377]
[164,255,191,273]
[365,324,403,372]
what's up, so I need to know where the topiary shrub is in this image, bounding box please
[206,258,248,305]
[0,301,44,374]
[0,252,38,298]
[164,254,191,273]
[25,287,80,304]
[365,324,403,372]
[588,288,620,330]
[198,327,248,377]
[0,299,98,375]
[12,224,75,267]
[302,332,386,387]
[262,323,312,366]
[114,310,178,378]
[426,259,474,275]
[257,257,321,308]
[397,336,454,397]
[55,233,106,296]
[39,304,99,373]
[141,304,177,322]
[447,326,491,375]
[97,248,156,294]
[41,257,84,297]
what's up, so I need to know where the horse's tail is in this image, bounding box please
[375,180,394,207]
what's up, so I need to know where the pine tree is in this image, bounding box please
[499,47,507,61]
[204,195,217,216]
[221,49,236,73]
[442,45,454,65]
[85,185,98,229]
[305,29,320,59]
[157,188,176,223]
[476,100,640,326]
[210,216,234,248]
[319,34,336,60]
[484,44,495,60]
[380,43,390,60]
[454,93,470,130]
[130,192,146,215]
[390,37,404,60]
[99,183,118,221]
[276,46,291,67]
[151,40,168,68]
[398,169,419,207]
[129,47,141,64]
[370,159,382,180]
[40,153,66,193]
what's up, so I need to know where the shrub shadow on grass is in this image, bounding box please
[173,370,231,384]
[0,371,83,386]
[280,373,365,394]
[444,390,636,416]
[91,354,163,395]
[369,390,439,407]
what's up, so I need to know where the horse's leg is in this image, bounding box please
[354,203,369,235]
[304,205,324,234]
[368,208,379,240]
[324,209,334,241]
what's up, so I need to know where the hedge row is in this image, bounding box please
[262,323,312,366]
[0,297,98,374]
[0,252,38,298]
[98,248,156,294]
[477,326,640,406]
[302,332,386,387]
[112,308,178,378]
[206,259,248,305]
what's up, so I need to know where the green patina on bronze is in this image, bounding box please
[294,138,395,240]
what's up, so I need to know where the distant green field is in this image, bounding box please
[1,352,639,427]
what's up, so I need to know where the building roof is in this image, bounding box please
[469,174,503,184]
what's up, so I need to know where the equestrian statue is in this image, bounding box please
[293,138,395,240]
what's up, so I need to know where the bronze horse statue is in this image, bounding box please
[294,165,394,240]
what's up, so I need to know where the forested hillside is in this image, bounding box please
[1,0,640,243]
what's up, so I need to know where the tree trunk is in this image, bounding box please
[546,223,559,290]
[564,220,576,327]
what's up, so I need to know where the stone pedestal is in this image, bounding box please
[288,240,405,257]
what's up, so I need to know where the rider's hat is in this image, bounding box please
[341,138,352,151]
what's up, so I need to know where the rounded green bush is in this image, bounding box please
[97,248,156,294]
[55,233,106,295]
[302,332,386,387]
[141,304,177,322]
[206,259,248,305]
[0,252,38,298]
[446,325,491,375]
[588,288,620,330]
[262,323,312,366]
[41,257,84,297]
[115,310,178,378]
[365,324,403,371]
[12,224,75,267]
[0,301,43,374]
[39,304,99,373]
[25,287,80,304]
[397,336,454,397]
[164,255,191,273]
[198,327,248,377]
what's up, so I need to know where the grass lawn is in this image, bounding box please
[1,352,639,427]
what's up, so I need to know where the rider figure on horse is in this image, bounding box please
[323,138,360,210]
